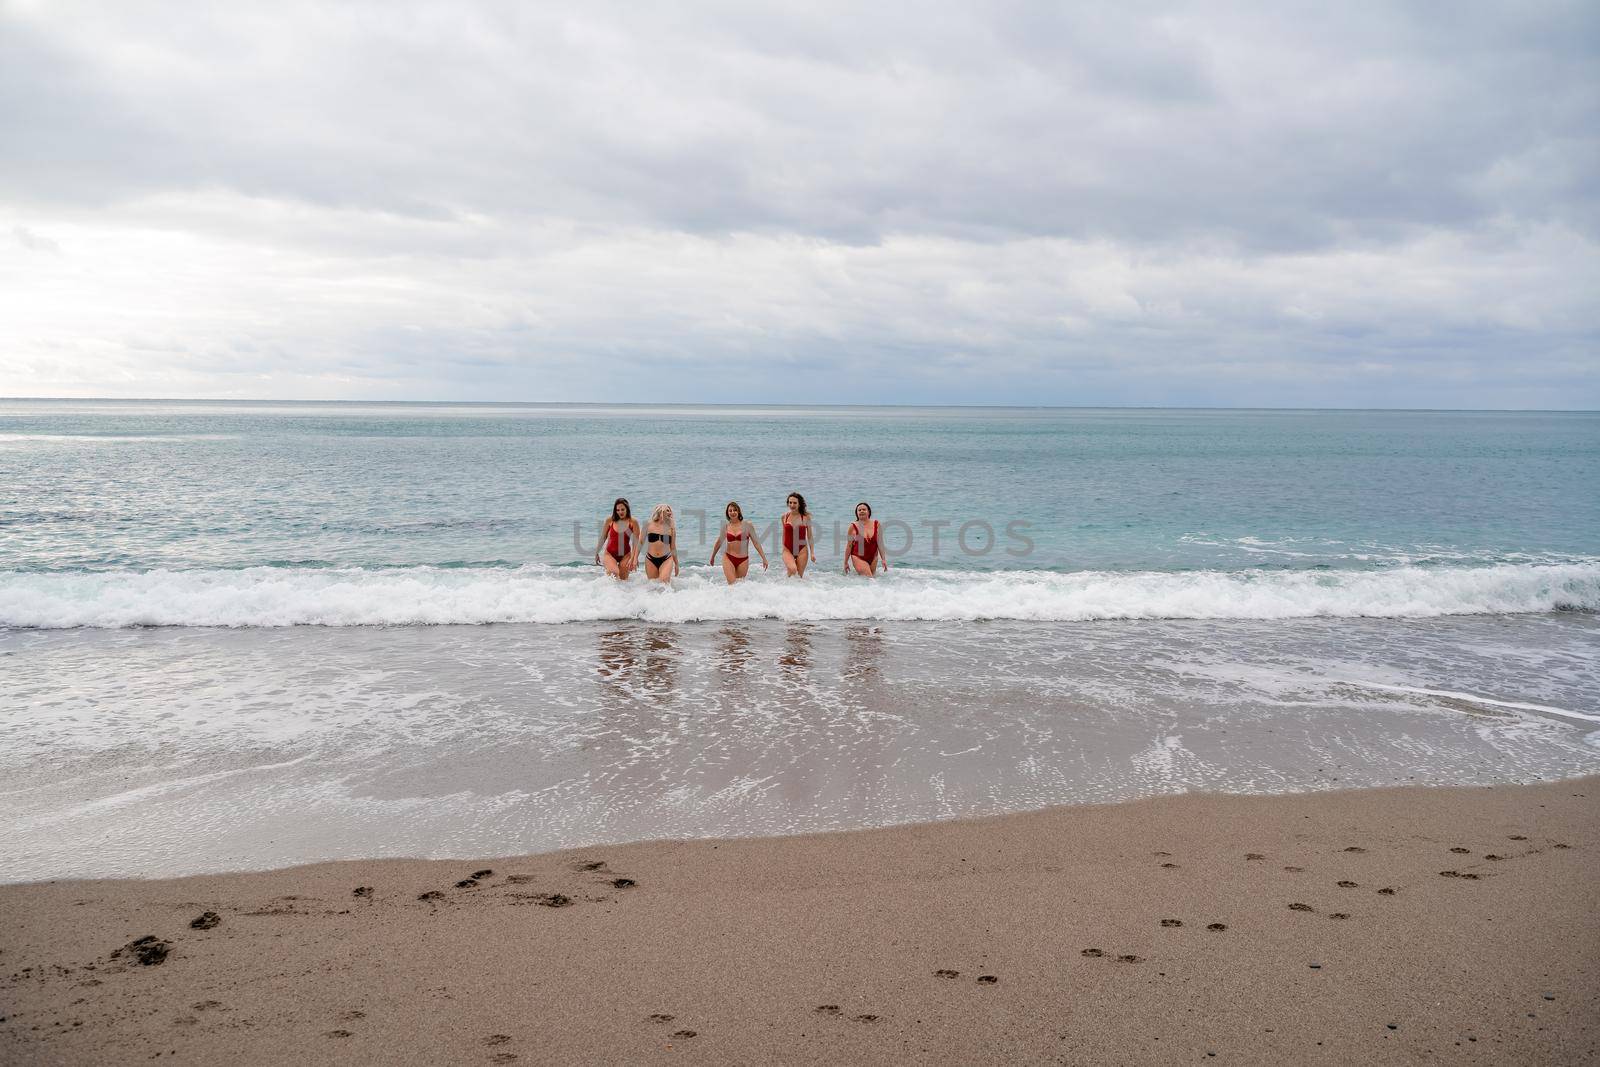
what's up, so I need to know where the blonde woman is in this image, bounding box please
[642,503,679,584]
[709,500,768,585]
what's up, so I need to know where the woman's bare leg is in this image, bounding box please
[602,553,622,579]
[723,557,739,585]
[782,549,799,577]
[848,555,875,577]
[795,547,810,577]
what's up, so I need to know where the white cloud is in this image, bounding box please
[0,1,1595,405]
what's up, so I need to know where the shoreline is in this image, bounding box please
[4,777,1596,1064]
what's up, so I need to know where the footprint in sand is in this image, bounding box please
[854,1013,881,1021]
[1288,902,1315,912]
[189,911,222,930]
[611,878,636,889]
[535,893,572,907]
[815,1005,841,1016]
[339,1011,366,1022]
[455,879,479,889]
[1329,913,1350,921]
[1342,846,1367,853]
[1153,851,1172,857]
[1283,866,1304,873]
[192,1001,224,1012]
[1485,854,1503,861]
[1553,843,1571,850]
[472,869,493,879]
[672,1030,698,1039]
[1336,881,1359,888]
[1245,853,1265,861]
[1206,923,1227,932]
[1508,835,1527,841]
[976,975,999,984]
[1378,887,1397,895]
[352,886,373,898]
[483,1034,512,1046]
[1449,847,1471,854]
[577,861,606,871]
[1081,948,1104,958]
[1159,862,1179,869]
[113,936,171,966]
[418,890,444,901]
[490,1055,518,1064]
[1160,919,1183,927]
[323,1030,353,1039]
[1118,955,1142,964]
[933,969,960,979]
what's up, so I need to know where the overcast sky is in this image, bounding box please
[1,1,1596,407]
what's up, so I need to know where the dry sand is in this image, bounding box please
[2,777,1596,1065]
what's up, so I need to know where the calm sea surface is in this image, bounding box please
[3,401,1598,879]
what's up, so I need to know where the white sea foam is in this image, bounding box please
[2,561,1597,629]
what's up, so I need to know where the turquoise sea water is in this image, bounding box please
[3,400,1599,880]
[2,400,1597,624]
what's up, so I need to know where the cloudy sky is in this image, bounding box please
[2,1,1596,407]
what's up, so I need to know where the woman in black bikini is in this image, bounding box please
[844,501,887,577]
[642,503,679,584]
[710,500,768,585]
[592,497,639,580]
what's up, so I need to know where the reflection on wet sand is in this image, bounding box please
[717,625,756,678]
[594,627,680,716]
[640,626,678,700]
[779,624,813,677]
[843,624,885,683]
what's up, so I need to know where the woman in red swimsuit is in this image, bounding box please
[710,500,768,585]
[592,497,640,580]
[780,492,818,577]
[844,501,887,577]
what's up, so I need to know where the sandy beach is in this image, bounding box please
[2,776,1595,1065]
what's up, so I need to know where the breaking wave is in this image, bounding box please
[2,561,1597,628]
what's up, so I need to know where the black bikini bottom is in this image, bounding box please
[646,554,672,570]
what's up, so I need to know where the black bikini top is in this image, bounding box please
[647,531,672,544]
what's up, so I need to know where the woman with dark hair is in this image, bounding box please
[593,497,640,580]
[844,501,887,577]
[710,500,768,585]
[780,492,818,577]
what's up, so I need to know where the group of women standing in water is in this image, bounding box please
[592,493,888,585]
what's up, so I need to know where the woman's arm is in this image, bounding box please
[805,517,819,557]
[877,521,889,572]
[593,518,610,563]
[628,519,641,567]
[709,524,724,564]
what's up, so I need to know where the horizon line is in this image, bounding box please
[3,396,1598,415]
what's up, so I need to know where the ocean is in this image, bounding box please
[3,400,1598,879]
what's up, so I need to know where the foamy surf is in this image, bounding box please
[2,561,1596,629]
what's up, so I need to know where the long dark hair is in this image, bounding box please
[612,498,631,522]
[725,501,743,523]
[787,492,808,517]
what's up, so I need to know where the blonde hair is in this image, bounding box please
[650,503,673,525]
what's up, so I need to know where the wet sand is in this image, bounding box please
[2,777,1596,1065]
